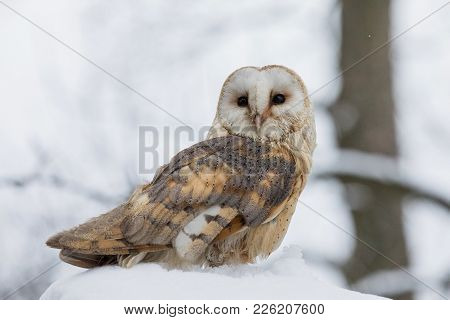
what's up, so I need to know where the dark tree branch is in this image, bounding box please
[317,171,450,211]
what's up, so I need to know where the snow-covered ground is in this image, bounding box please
[41,246,384,300]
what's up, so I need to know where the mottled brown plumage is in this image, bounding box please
[47,65,316,268]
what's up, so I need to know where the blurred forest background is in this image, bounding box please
[1,0,449,300]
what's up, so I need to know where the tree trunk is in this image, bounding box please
[329,0,412,299]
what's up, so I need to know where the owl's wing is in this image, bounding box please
[47,135,298,263]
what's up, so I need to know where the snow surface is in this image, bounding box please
[40,246,384,300]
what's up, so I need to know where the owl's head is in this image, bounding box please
[211,65,315,150]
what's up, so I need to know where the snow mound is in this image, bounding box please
[41,246,385,300]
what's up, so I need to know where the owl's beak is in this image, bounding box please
[254,115,261,131]
[254,107,270,132]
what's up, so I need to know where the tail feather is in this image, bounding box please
[46,232,64,249]
[46,204,172,268]
[59,249,117,268]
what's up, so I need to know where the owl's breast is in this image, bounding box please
[244,170,306,260]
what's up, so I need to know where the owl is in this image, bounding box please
[46,65,316,268]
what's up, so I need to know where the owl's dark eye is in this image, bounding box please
[272,94,285,105]
[237,96,248,107]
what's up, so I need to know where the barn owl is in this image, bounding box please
[46,65,316,269]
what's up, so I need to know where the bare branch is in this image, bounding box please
[316,150,449,210]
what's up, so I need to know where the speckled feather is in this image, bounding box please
[47,135,300,266]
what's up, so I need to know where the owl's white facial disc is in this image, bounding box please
[215,65,309,141]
